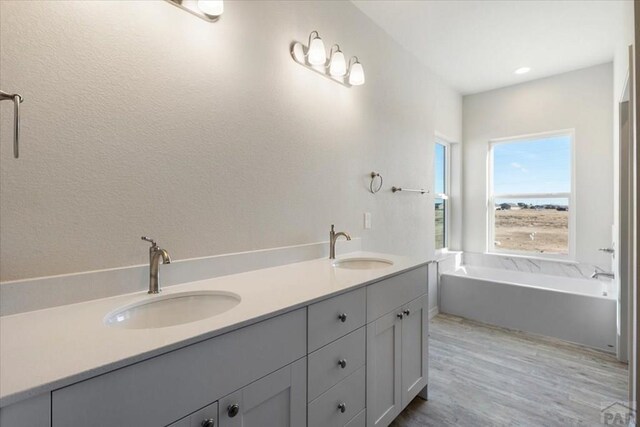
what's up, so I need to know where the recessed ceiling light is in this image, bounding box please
[514,67,531,75]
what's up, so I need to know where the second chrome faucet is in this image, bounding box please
[141,236,171,294]
[329,224,351,259]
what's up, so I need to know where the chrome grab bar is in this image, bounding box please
[0,90,23,158]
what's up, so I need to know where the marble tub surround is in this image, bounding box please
[0,251,428,408]
[463,252,607,279]
[0,239,360,317]
[435,251,462,274]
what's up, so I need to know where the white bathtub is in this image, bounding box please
[440,266,617,352]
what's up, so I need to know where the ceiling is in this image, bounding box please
[352,0,631,95]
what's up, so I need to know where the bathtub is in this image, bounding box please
[440,266,617,352]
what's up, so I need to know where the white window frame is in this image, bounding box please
[487,129,576,260]
[435,137,451,254]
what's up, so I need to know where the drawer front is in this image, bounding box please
[345,409,366,427]
[308,287,366,352]
[169,402,218,427]
[367,266,428,321]
[52,309,306,427]
[308,367,366,427]
[308,327,366,402]
[188,402,218,427]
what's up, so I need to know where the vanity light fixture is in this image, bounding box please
[514,67,531,75]
[166,0,223,22]
[348,57,365,86]
[329,45,347,77]
[307,31,327,66]
[290,31,365,88]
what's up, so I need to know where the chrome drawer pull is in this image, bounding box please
[201,419,215,427]
[338,403,347,413]
[338,313,347,323]
[403,309,411,316]
[338,359,347,369]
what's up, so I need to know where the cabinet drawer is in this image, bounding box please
[52,309,306,427]
[367,266,428,321]
[308,287,366,352]
[308,326,365,401]
[169,402,218,427]
[308,367,366,427]
[345,409,366,427]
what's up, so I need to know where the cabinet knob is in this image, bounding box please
[338,313,347,323]
[338,359,347,369]
[403,309,411,316]
[397,313,404,319]
[227,404,240,418]
[201,419,215,427]
[338,403,347,413]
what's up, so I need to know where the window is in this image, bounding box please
[435,140,449,251]
[488,131,573,258]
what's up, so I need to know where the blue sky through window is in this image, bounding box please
[435,143,446,194]
[493,135,571,200]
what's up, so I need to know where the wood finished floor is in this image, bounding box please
[391,314,628,427]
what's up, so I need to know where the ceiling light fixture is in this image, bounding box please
[514,67,531,75]
[166,0,223,22]
[290,31,365,88]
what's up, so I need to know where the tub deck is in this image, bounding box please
[391,314,628,426]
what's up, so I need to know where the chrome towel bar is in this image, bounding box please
[391,186,427,194]
[0,90,23,158]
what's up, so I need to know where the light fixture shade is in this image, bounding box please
[329,50,347,77]
[348,61,365,86]
[307,36,327,66]
[198,0,224,17]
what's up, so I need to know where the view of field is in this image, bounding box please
[495,208,568,254]
[435,201,445,249]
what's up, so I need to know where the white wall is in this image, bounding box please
[462,63,613,267]
[0,1,461,281]
[612,0,634,270]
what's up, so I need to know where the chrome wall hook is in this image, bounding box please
[0,90,23,158]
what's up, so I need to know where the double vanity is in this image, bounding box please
[0,251,430,427]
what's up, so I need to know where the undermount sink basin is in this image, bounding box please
[332,257,394,270]
[105,290,241,329]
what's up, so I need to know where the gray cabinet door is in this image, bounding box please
[219,357,306,427]
[366,310,402,427]
[401,294,429,408]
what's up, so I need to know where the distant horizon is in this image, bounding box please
[495,199,569,207]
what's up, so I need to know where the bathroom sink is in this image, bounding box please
[332,257,394,270]
[105,291,241,329]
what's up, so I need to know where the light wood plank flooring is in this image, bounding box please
[391,314,628,426]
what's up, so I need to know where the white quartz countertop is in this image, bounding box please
[0,251,429,407]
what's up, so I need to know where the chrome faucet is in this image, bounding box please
[329,224,351,260]
[141,237,172,294]
[591,266,614,280]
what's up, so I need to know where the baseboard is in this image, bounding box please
[429,306,439,319]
